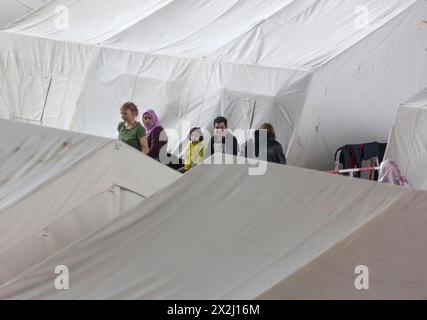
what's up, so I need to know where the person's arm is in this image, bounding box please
[269,141,287,165]
[273,141,287,165]
[136,125,149,154]
[117,122,123,139]
[184,143,192,171]
[140,136,149,154]
[196,143,205,165]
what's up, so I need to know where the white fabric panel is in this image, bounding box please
[5,0,175,43]
[209,0,419,70]
[406,156,427,191]
[403,88,427,108]
[119,189,145,215]
[70,49,311,155]
[70,48,167,137]
[0,0,50,27]
[103,0,292,55]
[42,74,68,126]
[386,89,427,191]
[0,119,180,285]
[57,43,99,129]
[0,157,421,300]
[258,190,427,299]
[383,106,417,174]
[288,0,427,168]
[0,32,13,118]
[0,187,143,284]
[15,73,51,121]
[0,118,110,211]
[5,0,418,70]
[0,33,100,128]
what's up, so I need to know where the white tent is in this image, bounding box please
[0,0,51,27]
[0,119,180,284]
[385,88,427,191]
[0,0,426,169]
[1,156,426,299]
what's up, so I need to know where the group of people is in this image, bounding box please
[118,102,166,159]
[117,102,287,173]
[117,101,413,188]
[183,117,287,172]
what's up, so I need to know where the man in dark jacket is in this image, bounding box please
[207,116,239,157]
[242,123,287,165]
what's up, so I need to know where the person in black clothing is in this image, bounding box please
[207,116,239,157]
[241,123,287,165]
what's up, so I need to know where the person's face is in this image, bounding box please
[214,122,227,136]
[143,113,153,127]
[121,108,135,123]
[190,131,202,144]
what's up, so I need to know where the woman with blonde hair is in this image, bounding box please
[117,102,149,154]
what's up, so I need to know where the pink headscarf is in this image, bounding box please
[142,109,161,137]
[379,160,412,188]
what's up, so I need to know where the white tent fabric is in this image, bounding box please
[0,0,426,169]
[1,156,426,300]
[0,119,180,284]
[0,118,110,211]
[0,0,51,27]
[385,88,427,191]
[258,189,427,300]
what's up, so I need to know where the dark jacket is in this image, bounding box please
[147,126,168,160]
[242,132,287,165]
[265,138,287,165]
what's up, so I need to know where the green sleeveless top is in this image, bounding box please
[117,122,146,151]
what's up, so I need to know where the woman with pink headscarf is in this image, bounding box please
[378,160,412,188]
[142,109,168,160]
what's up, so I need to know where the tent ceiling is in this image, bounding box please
[3,0,418,70]
[0,0,51,27]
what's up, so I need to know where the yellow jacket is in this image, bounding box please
[184,141,205,171]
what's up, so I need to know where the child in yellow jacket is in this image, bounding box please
[183,127,205,172]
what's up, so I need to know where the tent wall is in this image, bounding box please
[385,90,427,191]
[0,118,110,211]
[258,190,427,299]
[70,47,312,152]
[0,140,179,284]
[0,120,180,285]
[0,159,419,300]
[0,34,311,154]
[0,33,14,119]
[0,35,99,128]
[288,0,427,169]
[0,186,143,285]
